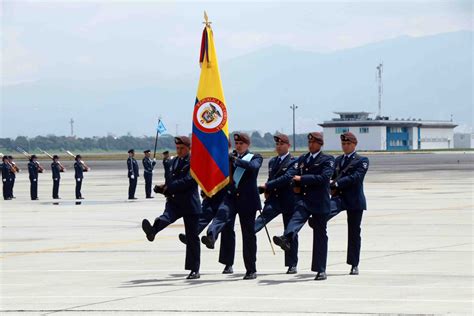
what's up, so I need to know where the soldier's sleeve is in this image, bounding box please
[266,158,297,190]
[300,155,335,186]
[233,154,263,173]
[165,168,197,193]
[337,157,369,189]
[331,157,340,180]
[127,158,133,173]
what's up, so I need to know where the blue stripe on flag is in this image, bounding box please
[192,124,229,175]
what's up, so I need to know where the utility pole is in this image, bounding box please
[376,63,383,119]
[70,118,74,137]
[290,104,298,152]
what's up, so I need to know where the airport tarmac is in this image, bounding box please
[1,152,473,315]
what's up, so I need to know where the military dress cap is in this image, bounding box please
[53,155,59,159]
[273,133,290,144]
[143,149,151,154]
[233,132,250,145]
[128,149,135,154]
[307,132,324,145]
[174,136,191,147]
[30,154,37,160]
[7,155,13,159]
[340,132,358,144]
[75,154,82,159]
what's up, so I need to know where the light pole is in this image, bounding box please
[290,104,298,152]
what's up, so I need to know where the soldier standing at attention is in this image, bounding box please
[142,149,156,199]
[255,133,298,274]
[51,155,64,199]
[2,156,12,200]
[7,156,18,199]
[127,149,139,200]
[273,132,335,281]
[201,133,263,280]
[27,155,42,200]
[141,136,201,279]
[74,155,87,199]
[328,132,369,276]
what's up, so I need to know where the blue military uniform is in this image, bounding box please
[178,154,236,270]
[28,159,39,200]
[9,157,16,198]
[330,150,369,269]
[74,158,85,199]
[285,150,334,274]
[256,152,298,269]
[274,132,335,280]
[51,159,62,199]
[142,153,156,198]
[127,150,139,199]
[205,138,263,276]
[1,158,12,200]
[143,152,202,273]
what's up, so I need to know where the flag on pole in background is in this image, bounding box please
[157,119,167,135]
[190,13,230,197]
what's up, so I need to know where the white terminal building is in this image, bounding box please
[319,112,457,151]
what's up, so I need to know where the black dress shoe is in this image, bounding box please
[186,271,200,279]
[243,272,257,280]
[222,265,233,274]
[308,216,314,228]
[178,233,187,245]
[201,235,215,249]
[273,235,291,251]
[129,197,138,200]
[142,219,156,242]
[286,266,297,274]
[350,266,359,275]
[314,272,327,281]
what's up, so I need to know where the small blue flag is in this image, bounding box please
[157,119,167,135]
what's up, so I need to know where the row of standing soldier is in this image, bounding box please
[141,131,369,281]
[1,154,89,200]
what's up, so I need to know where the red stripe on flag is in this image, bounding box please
[191,133,226,193]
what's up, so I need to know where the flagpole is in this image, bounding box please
[153,118,160,159]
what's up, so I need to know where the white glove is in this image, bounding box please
[77,178,81,182]
[153,158,156,162]
[54,178,58,181]
[2,179,5,182]
[33,179,37,182]
[131,175,135,179]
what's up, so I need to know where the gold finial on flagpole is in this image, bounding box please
[203,10,212,27]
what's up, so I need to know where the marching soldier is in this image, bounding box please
[177,142,236,274]
[201,133,263,280]
[142,149,156,199]
[273,132,335,281]
[27,155,42,200]
[256,133,298,274]
[2,156,12,200]
[328,132,369,275]
[127,149,139,200]
[51,155,64,199]
[141,136,202,279]
[74,155,87,199]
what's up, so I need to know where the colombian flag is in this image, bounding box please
[190,18,230,197]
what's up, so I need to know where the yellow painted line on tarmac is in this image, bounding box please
[0,235,176,259]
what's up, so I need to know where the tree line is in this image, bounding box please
[0,132,313,153]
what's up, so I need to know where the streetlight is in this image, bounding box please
[290,104,298,152]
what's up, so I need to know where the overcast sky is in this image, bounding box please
[2,0,472,85]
